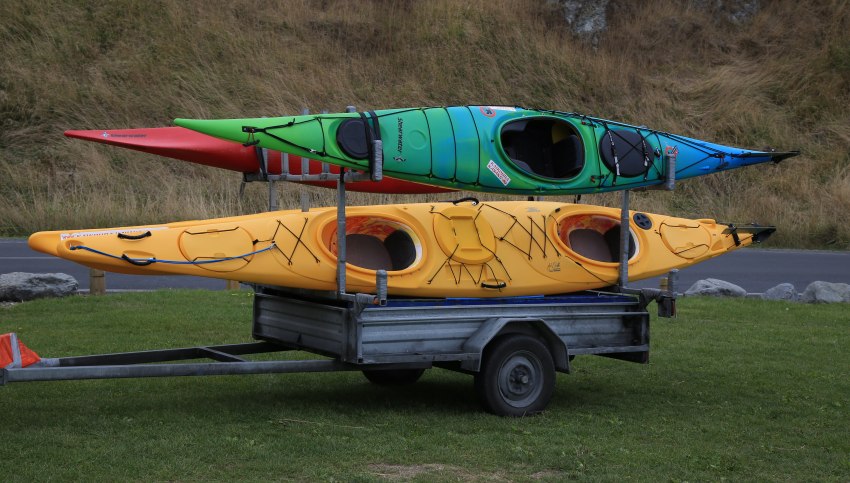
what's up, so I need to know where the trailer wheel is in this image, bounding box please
[362,368,425,386]
[474,335,555,417]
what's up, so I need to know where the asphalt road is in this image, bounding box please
[1,238,848,293]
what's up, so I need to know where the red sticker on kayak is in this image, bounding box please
[480,107,496,117]
[487,160,511,186]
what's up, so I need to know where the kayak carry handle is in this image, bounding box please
[121,254,156,266]
[481,281,507,290]
[446,197,480,205]
[117,231,152,240]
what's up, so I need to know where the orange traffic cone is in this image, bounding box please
[1,333,42,369]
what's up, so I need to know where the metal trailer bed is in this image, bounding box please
[2,284,672,416]
[253,286,652,368]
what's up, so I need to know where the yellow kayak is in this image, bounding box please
[28,201,773,297]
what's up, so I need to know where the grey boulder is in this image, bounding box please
[548,0,610,42]
[685,278,747,297]
[761,283,799,302]
[0,272,79,302]
[801,281,850,304]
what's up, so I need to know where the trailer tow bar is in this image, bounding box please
[0,341,427,385]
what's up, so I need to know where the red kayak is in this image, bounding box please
[64,127,453,194]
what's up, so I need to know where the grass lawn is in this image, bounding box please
[1,291,848,481]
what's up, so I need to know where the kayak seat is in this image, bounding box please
[599,129,651,178]
[511,158,534,174]
[501,119,583,179]
[551,135,585,178]
[384,230,417,270]
[603,226,636,262]
[568,229,614,262]
[345,234,393,270]
[336,118,369,160]
[502,120,555,177]
[501,120,535,171]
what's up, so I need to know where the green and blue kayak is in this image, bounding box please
[175,106,798,195]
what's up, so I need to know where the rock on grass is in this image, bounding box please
[801,281,850,304]
[0,272,78,302]
[685,278,747,297]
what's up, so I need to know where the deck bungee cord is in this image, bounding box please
[260,218,320,264]
[427,201,512,287]
[69,243,277,267]
[241,108,426,166]
[426,249,509,289]
[242,116,339,160]
[478,203,559,260]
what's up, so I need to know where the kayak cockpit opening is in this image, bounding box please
[501,117,584,179]
[324,217,422,271]
[557,214,638,263]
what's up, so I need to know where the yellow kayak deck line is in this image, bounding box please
[28,201,771,297]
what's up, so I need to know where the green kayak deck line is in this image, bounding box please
[175,106,799,196]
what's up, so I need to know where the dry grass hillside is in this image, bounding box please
[1,0,848,248]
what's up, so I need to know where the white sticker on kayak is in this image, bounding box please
[487,160,511,186]
[60,227,167,240]
[479,106,516,117]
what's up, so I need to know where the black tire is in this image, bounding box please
[474,335,556,417]
[362,368,425,386]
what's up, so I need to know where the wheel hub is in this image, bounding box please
[498,351,543,407]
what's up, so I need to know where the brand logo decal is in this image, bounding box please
[60,227,167,240]
[487,160,511,186]
[100,131,146,139]
[547,261,561,273]
[396,117,404,153]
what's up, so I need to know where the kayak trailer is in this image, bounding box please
[1,282,675,416]
[1,106,678,416]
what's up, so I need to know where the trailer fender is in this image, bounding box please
[461,318,570,373]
